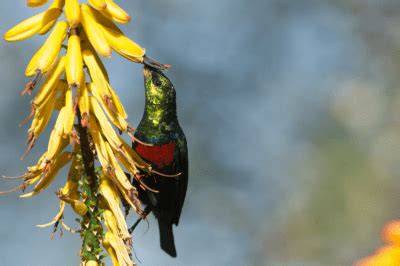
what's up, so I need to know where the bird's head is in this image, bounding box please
[143,66,176,106]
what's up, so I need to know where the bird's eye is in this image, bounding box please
[152,75,162,87]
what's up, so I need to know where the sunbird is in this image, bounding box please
[130,65,188,257]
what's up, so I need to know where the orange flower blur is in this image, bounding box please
[357,220,400,266]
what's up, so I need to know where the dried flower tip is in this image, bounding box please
[19,104,36,127]
[127,131,153,147]
[22,72,42,96]
[0,182,28,195]
[61,221,80,234]
[103,95,117,114]
[37,201,65,228]
[133,173,158,193]
[21,132,36,160]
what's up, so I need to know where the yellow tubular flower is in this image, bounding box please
[37,21,68,74]
[82,49,111,98]
[63,88,76,138]
[58,192,88,216]
[103,231,133,266]
[83,51,127,124]
[66,31,84,88]
[26,0,48,7]
[103,209,130,240]
[25,46,45,77]
[91,131,140,214]
[120,140,149,170]
[37,77,66,112]
[102,233,120,266]
[99,175,121,209]
[91,7,121,32]
[88,0,107,11]
[4,8,62,42]
[20,152,73,198]
[28,87,58,140]
[102,212,133,265]
[46,129,69,162]
[89,96,123,150]
[101,25,145,63]
[81,4,112,57]
[83,50,129,125]
[91,8,144,62]
[54,89,67,111]
[99,177,130,240]
[80,30,110,83]
[38,5,64,35]
[49,0,66,9]
[38,14,61,35]
[108,84,127,119]
[78,80,90,127]
[101,0,131,24]
[116,151,139,178]
[85,261,99,266]
[65,0,81,28]
[32,56,66,104]
[87,116,110,168]
[104,141,142,213]
[36,152,80,227]
[87,84,129,131]
[3,0,156,263]
[26,152,48,174]
[88,117,140,213]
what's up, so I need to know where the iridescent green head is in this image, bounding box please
[143,66,176,106]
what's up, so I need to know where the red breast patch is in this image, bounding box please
[135,142,176,168]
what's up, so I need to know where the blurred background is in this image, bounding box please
[1,0,400,265]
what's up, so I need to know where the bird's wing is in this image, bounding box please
[174,135,188,225]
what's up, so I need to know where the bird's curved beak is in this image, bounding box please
[143,55,172,70]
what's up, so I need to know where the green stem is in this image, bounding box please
[76,109,103,263]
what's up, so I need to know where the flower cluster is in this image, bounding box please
[357,220,400,266]
[2,0,162,265]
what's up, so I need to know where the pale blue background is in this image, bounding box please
[1,0,399,265]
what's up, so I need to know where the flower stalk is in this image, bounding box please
[1,1,168,264]
[76,109,104,264]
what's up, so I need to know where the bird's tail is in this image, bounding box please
[158,221,177,257]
